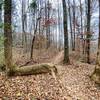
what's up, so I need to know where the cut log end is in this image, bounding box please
[91,66,100,85]
[91,73,100,85]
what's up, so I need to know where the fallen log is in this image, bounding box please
[91,66,100,85]
[8,63,57,77]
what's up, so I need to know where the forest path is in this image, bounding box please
[51,50,64,65]
[50,51,100,100]
[0,51,100,100]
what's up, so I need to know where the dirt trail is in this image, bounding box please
[0,51,100,100]
[52,50,64,65]
[51,51,100,100]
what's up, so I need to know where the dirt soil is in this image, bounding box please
[0,50,100,100]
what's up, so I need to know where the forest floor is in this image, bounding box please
[0,48,100,100]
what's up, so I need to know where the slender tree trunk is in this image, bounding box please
[80,0,83,36]
[45,1,47,45]
[86,0,91,63]
[22,0,27,52]
[0,0,2,22]
[97,0,100,62]
[58,0,60,50]
[46,0,51,49]
[38,0,41,35]
[68,0,73,51]
[44,0,51,49]
[79,0,84,55]
[0,3,2,33]
[72,0,76,51]
[4,0,12,72]
[30,19,38,59]
[97,0,100,66]
[62,0,70,64]
[30,3,42,59]
[0,10,2,23]
[91,0,100,84]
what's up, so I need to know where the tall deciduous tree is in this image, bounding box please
[86,0,91,63]
[72,0,76,51]
[68,0,73,51]
[4,0,12,72]
[91,0,100,84]
[58,0,62,51]
[79,0,84,55]
[0,0,3,22]
[22,0,27,52]
[30,0,37,59]
[0,0,3,33]
[46,0,51,49]
[62,0,70,64]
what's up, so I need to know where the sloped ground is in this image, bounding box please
[57,62,100,100]
[0,51,100,100]
[13,48,58,66]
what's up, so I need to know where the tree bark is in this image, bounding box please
[72,0,76,51]
[30,18,38,59]
[58,0,62,51]
[79,0,84,55]
[22,0,27,52]
[0,1,2,33]
[4,0,13,72]
[91,0,100,84]
[86,0,91,63]
[68,0,73,51]
[45,0,51,49]
[62,0,70,64]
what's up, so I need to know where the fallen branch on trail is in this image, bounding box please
[8,63,57,78]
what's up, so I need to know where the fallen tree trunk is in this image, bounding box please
[91,65,100,84]
[8,63,57,76]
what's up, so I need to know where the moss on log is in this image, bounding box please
[8,63,57,76]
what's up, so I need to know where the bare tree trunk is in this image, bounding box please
[45,1,48,48]
[58,0,62,51]
[68,0,73,51]
[30,19,38,59]
[0,9,2,23]
[79,0,84,55]
[72,0,76,51]
[30,2,42,59]
[62,0,70,64]
[4,0,12,72]
[38,0,41,35]
[45,0,51,49]
[91,0,100,84]
[0,2,2,33]
[86,0,91,63]
[47,0,51,49]
[22,0,27,52]
[97,0,100,66]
